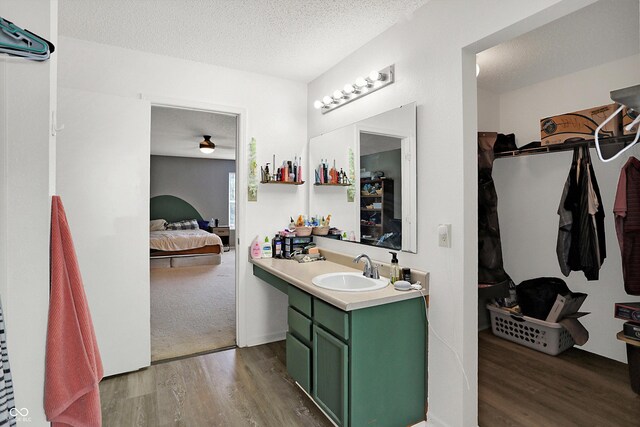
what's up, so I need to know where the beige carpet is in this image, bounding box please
[150,250,235,362]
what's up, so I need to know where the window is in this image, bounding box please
[228,172,236,230]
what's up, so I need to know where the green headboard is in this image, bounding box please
[150,195,203,223]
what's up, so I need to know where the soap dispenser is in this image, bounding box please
[389,252,401,284]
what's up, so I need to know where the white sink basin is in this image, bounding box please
[312,272,389,292]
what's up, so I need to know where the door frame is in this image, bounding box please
[142,94,247,348]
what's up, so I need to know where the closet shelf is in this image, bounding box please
[611,84,640,111]
[494,134,637,159]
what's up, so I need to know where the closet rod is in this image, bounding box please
[494,134,637,159]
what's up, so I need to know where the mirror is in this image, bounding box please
[308,102,417,252]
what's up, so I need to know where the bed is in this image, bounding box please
[149,195,223,260]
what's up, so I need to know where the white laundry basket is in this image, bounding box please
[487,304,575,356]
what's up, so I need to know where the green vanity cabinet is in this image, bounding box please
[253,264,427,427]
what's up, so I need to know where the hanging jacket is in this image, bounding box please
[560,147,606,281]
[613,157,640,295]
[557,177,572,277]
[478,132,512,289]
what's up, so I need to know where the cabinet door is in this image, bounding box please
[313,325,349,427]
[286,333,311,393]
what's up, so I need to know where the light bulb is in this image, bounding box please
[476,64,480,77]
[313,100,323,109]
[355,76,368,88]
[333,90,344,100]
[322,95,333,105]
[368,70,381,81]
[343,84,355,94]
[200,146,215,154]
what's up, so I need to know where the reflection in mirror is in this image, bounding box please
[308,102,417,252]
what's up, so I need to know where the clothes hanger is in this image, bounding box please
[594,85,640,163]
[594,105,640,163]
[0,17,54,61]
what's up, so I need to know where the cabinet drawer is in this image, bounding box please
[286,332,311,393]
[288,286,312,317]
[314,299,349,341]
[288,306,312,344]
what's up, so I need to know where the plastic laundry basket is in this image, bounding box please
[487,304,575,356]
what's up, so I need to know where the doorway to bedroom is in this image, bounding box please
[148,105,238,363]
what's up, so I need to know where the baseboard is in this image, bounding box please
[425,412,449,427]
[244,330,286,347]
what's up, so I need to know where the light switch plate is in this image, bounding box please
[438,224,451,248]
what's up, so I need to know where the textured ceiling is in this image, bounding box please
[59,0,429,82]
[360,133,401,156]
[151,107,237,160]
[477,0,640,94]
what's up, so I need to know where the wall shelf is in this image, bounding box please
[314,183,350,186]
[494,134,637,159]
[260,181,305,185]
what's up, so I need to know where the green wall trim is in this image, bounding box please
[150,194,203,222]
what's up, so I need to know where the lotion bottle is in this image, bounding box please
[250,236,262,259]
[262,236,272,258]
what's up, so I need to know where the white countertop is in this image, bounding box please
[250,255,428,311]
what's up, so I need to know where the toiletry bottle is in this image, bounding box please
[272,234,283,258]
[389,252,401,284]
[402,267,412,282]
[262,236,272,258]
[250,236,262,259]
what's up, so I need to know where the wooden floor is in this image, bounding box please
[102,331,640,426]
[478,330,640,427]
[100,341,332,427]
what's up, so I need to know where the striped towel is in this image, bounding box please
[0,301,15,427]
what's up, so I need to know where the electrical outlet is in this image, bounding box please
[438,224,451,248]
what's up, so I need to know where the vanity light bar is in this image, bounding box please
[314,65,395,114]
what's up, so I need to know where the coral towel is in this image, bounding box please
[45,196,103,426]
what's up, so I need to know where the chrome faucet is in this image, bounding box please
[353,254,380,279]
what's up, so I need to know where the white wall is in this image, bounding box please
[308,125,359,235]
[0,1,57,425]
[307,1,597,425]
[477,87,500,131]
[492,53,640,363]
[58,36,308,348]
[150,155,236,225]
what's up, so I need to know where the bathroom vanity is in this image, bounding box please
[251,253,428,427]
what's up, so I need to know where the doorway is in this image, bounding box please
[148,105,239,362]
[473,0,640,425]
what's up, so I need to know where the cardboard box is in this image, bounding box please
[615,302,640,322]
[540,103,621,146]
[545,292,588,323]
[623,321,640,341]
[622,106,639,136]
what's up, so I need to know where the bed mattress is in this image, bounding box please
[150,229,223,252]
